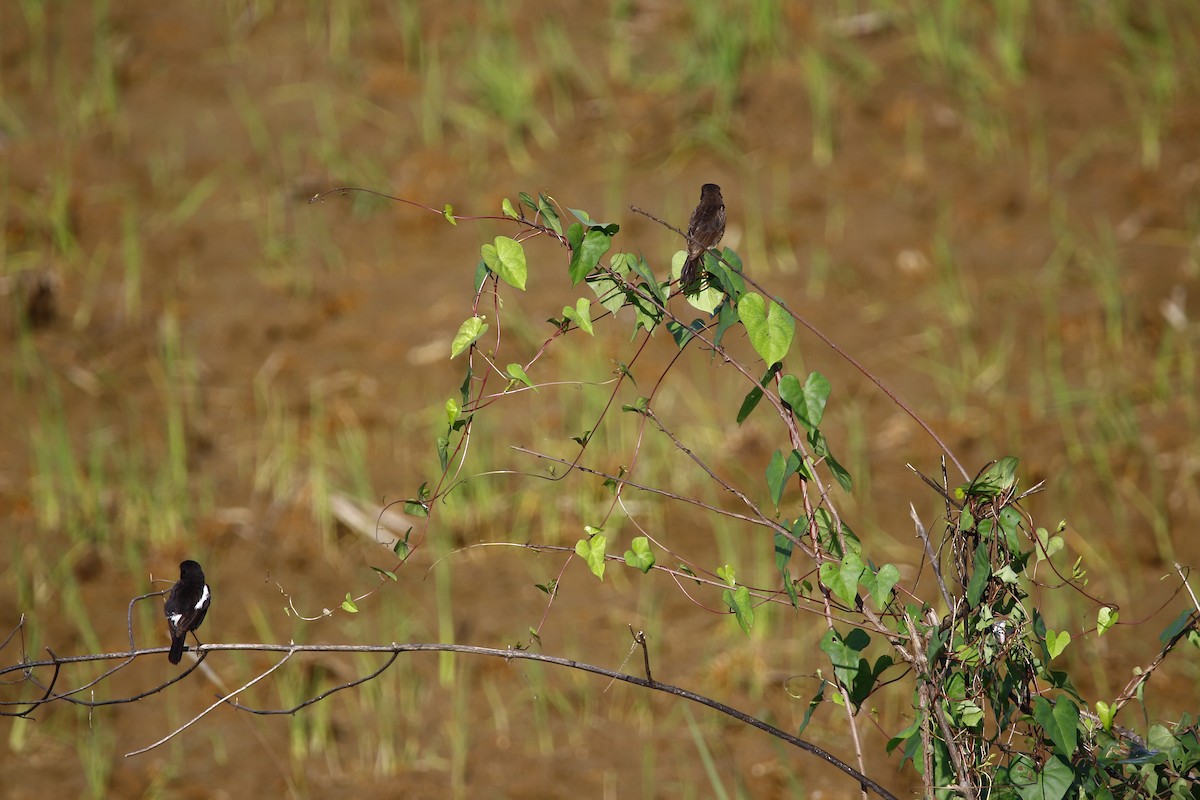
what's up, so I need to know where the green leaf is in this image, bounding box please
[801,372,834,430]
[623,537,655,573]
[444,398,460,426]
[567,207,619,234]
[820,552,865,607]
[1095,701,1115,731]
[707,247,746,300]
[737,363,781,424]
[1097,606,1117,636]
[965,542,990,607]
[722,585,754,634]
[766,449,789,507]
[561,298,594,335]
[779,371,831,432]
[566,221,583,258]
[450,315,488,359]
[713,298,739,348]
[956,456,1019,500]
[501,197,520,219]
[774,531,795,570]
[371,566,398,581]
[886,714,923,755]
[506,363,537,392]
[782,568,800,608]
[341,594,359,613]
[1149,722,1180,752]
[738,293,794,365]
[795,680,827,735]
[458,366,473,405]
[568,228,613,285]
[813,508,860,558]
[1159,608,1193,645]
[997,506,1022,552]
[1046,629,1071,659]
[1033,696,1079,758]
[404,497,429,518]
[481,236,528,290]
[667,319,696,349]
[778,373,802,409]
[737,386,764,423]
[819,627,870,691]
[824,450,853,492]
[807,428,852,491]
[627,253,667,305]
[586,270,627,314]
[536,193,562,236]
[675,250,724,314]
[1010,753,1074,800]
[953,699,984,727]
[862,563,900,609]
[575,533,607,580]
[716,564,736,586]
[442,203,457,225]
[1035,526,1065,562]
[622,397,649,415]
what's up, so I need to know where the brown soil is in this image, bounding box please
[3,3,1200,798]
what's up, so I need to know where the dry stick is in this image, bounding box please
[918,678,936,800]
[628,203,969,481]
[11,642,896,799]
[903,613,978,800]
[1177,563,1200,613]
[801,468,870,800]
[910,504,955,616]
[3,595,207,716]
[0,615,23,652]
[1112,598,1199,714]
[125,647,297,757]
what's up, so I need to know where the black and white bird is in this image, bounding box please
[164,560,211,664]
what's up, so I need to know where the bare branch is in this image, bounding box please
[125,647,297,757]
[3,640,897,799]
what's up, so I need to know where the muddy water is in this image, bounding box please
[3,2,1200,798]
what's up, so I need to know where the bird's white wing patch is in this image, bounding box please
[196,584,210,609]
[169,613,183,625]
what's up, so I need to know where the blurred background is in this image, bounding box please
[2,1,1199,797]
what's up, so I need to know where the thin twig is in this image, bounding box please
[125,646,297,757]
[629,203,968,480]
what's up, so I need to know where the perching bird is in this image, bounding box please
[164,560,211,664]
[679,183,727,294]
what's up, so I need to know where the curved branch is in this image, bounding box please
[3,641,897,799]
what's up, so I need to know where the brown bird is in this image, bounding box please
[680,183,726,294]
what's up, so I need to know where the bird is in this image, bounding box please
[164,560,211,664]
[679,183,727,294]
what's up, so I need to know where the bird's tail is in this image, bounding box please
[680,256,702,295]
[169,634,186,664]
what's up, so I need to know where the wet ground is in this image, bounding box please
[3,2,1200,798]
